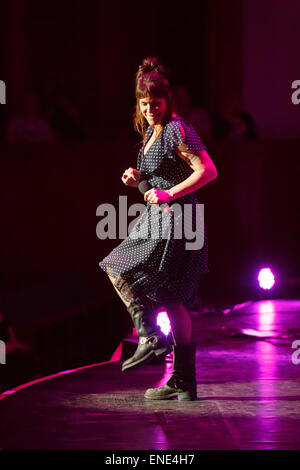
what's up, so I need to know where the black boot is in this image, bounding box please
[144,343,197,401]
[122,299,172,372]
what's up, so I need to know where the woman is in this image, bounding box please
[99,57,217,401]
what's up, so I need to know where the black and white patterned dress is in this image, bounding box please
[99,115,208,305]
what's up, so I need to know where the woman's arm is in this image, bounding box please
[144,144,217,204]
[167,145,217,200]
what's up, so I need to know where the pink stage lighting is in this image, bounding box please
[156,311,172,336]
[257,267,275,290]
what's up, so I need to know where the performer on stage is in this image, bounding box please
[99,57,217,401]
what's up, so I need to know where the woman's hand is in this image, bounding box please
[121,167,141,187]
[144,188,174,204]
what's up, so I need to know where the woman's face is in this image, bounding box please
[139,95,167,127]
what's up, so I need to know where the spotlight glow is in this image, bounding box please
[258,268,275,290]
[156,311,171,336]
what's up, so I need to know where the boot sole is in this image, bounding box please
[144,390,197,401]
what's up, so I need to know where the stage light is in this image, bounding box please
[156,310,171,336]
[257,267,275,290]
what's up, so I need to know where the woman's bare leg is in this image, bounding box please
[108,274,131,308]
[165,301,192,345]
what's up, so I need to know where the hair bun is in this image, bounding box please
[137,57,166,78]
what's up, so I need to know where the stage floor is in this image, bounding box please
[0,299,300,450]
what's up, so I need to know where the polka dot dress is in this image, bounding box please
[99,115,208,305]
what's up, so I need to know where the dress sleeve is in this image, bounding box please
[164,118,207,155]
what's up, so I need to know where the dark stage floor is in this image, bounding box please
[0,299,300,450]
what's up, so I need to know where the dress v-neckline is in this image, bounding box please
[142,115,179,157]
[143,128,162,157]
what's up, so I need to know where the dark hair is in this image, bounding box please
[134,57,173,139]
